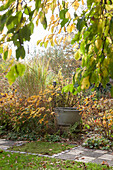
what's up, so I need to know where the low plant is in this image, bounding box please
[83,136,113,150]
[44,134,61,142]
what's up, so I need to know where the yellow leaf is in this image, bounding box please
[63,36,67,44]
[72,43,76,48]
[4,45,8,52]
[59,37,63,44]
[8,49,12,59]
[44,40,48,48]
[37,40,41,45]
[48,97,52,102]
[74,50,80,60]
[50,39,54,46]
[82,0,84,5]
[63,26,66,32]
[43,35,47,42]
[72,0,80,10]
[71,23,75,30]
[67,24,74,33]
[66,11,71,19]
[36,19,39,26]
[56,14,58,17]
[95,39,102,49]
[48,34,54,39]
[58,28,62,34]
[18,3,22,10]
[68,35,71,41]
[81,76,90,89]
[54,37,58,44]
[51,26,54,33]
[50,14,55,21]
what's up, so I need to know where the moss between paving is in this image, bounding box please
[8,141,75,155]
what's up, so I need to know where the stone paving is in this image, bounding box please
[0,139,113,167]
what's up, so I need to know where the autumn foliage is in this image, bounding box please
[0,86,55,135]
[79,92,113,139]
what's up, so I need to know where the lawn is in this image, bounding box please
[8,141,75,156]
[0,151,112,170]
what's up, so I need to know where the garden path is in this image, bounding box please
[0,139,113,167]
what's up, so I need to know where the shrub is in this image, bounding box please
[78,91,113,139]
[0,86,55,137]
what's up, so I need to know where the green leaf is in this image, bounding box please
[109,61,113,79]
[71,33,80,44]
[28,22,34,34]
[40,42,44,47]
[16,63,25,76]
[44,42,48,48]
[6,11,22,31]
[59,9,68,19]
[0,0,15,11]
[19,25,31,41]
[36,0,41,11]
[74,50,80,60]
[77,17,85,32]
[69,84,75,93]
[6,63,25,85]
[110,17,113,35]
[3,50,8,61]
[61,18,69,27]
[42,16,47,29]
[62,84,75,93]
[62,84,70,93]
[0,47,3,53]
[16,46,25,60]
[87,0,94,9]
[80,41,85,55]
[105,4,113,11]
[24,5,31,15]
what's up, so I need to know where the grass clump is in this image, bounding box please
[0,151,112,170]
[9,141,75,156]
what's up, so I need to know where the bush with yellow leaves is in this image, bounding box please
[0,86,56,136]
[78,92,113,139]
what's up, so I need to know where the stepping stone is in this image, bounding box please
[56,154,76,160]
[75,156,95,163]
[98,154,113,161]
[94,150,108,154]
[66,150,84,155]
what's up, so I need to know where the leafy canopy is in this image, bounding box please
[0,0,113,94]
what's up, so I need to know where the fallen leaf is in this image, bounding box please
[7,154,10,157]
[49,149,52,151]
[10,164,13,168]
[101,161,109,168]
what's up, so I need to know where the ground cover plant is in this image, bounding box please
[0,151,112,170]
[83,135,113,150]
[8,141,75,156]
